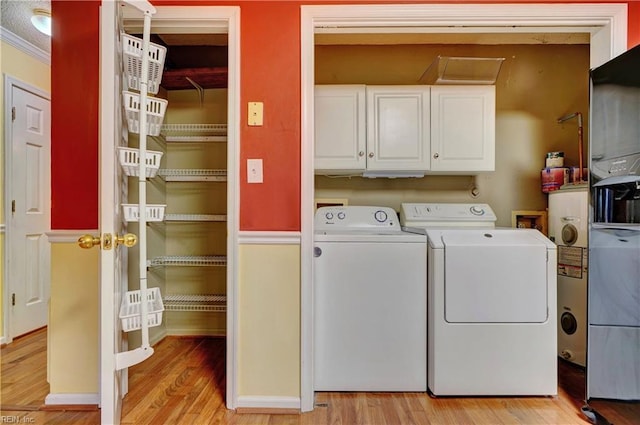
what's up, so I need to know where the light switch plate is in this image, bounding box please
[248,102,264,126]
[247,158,263,183]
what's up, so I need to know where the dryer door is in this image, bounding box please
[443,229,549,323]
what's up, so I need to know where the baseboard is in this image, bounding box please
[236,396,300,413]
[44,393,99,406]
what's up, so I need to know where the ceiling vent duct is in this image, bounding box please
[419,56,505,85]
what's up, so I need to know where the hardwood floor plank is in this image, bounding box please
[5,330,640,424]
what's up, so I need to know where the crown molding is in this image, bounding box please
[0,26,51,66]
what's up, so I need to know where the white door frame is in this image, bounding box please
[117,5,241,410]
[300,3,627,412]
[2,75,51,344]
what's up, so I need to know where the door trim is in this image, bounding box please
[119,5,241,411]
[300,2,627,413]
[2,75,51,344]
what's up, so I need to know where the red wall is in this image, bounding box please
[238,3,301,230]
[50,1,640,231]
[51,1,100,229]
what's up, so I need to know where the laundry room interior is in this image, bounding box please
[313,39,590,226]
[5,2,640,423]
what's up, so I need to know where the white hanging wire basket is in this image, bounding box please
[122,91,168,136]
[122,204,166,222]
[119,287,165,332]
[117,147,163,178]
[121,33,167,95]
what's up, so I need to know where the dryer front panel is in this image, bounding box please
[443,230,549,323]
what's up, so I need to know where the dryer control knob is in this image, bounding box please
[325,212,334,220]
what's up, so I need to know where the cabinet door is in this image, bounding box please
[314,85,366,173]
[430,86,495,172]
[366,86,431,172]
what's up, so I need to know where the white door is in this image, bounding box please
[99,2,129,423]
[8,84,51,338]
[366,86,430,171]
[314,85,366,173]
[430,86,495,172]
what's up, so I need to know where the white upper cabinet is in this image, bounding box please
[314,84,495,176]
[366,86,431,174]
[430,85,496,172]
[314,85,366,173]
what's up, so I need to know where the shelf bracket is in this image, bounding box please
[186,77,205,107]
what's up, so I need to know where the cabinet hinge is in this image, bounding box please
[12,107,16,122]
[12,293,16,306]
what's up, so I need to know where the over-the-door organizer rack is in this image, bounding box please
[117,32,228,332]
[118,29,167,339]
[115,3,164,370]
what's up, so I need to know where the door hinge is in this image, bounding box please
[12,293,16,306]
[12,200,16,214]
[12,106,16,122]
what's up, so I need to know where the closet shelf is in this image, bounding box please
[147,255,227,268]
[156,124,227,143]
[163,294,227,312]
[164,214,227,222]
[157,169,227,182]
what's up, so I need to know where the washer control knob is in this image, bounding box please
[325,212,334,220]
[374,210,388,223]
[337,212,346,220]
[470,206,485,216]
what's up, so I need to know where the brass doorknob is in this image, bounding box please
[115,233,137,248]
[78,233,137,250]
[78,234,101,249]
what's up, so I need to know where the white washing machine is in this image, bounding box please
[401,203,557,396]
[313,206,427,391]
[549,184,588,367]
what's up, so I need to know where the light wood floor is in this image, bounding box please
[2,328,639,424]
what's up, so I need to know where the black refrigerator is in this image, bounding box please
[588,44,640,400]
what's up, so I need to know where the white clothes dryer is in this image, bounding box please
[314,206,427,391]
[549,184,588,367]
[401,203,557,396]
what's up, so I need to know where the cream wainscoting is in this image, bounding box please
[46,230,99,404]
[237,231,301,409]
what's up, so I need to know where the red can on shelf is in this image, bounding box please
[541,167,569,193]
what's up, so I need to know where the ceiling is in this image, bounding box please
[0,0,51,54]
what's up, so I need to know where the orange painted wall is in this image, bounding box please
[51,1,100,229]
[50,1,640,231]
[238,2,301,231]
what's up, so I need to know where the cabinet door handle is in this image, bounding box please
[359,151,365,157]
[368,152,374,158]
[433,153,439,159]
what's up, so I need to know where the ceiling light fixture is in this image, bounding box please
[31,9,52,37]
